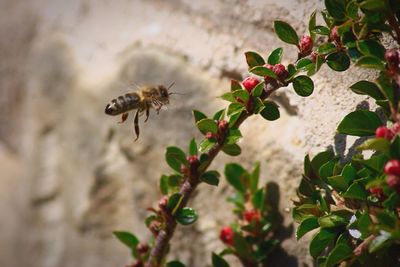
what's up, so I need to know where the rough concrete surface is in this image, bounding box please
[0,0,381,266]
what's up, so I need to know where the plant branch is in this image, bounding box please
[145,81,282,267]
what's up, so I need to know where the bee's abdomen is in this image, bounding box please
[105,93,141,115]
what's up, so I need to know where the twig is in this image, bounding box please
[145,81,282,267]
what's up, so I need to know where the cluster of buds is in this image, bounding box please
[180,155,200,177]
[385,49,399,76]
[369,186,385,199]
[299,35,313,56]
[243,209,261,224]
[219,226,234,246]
[206,120,229,144]
[384,159,400,194]
[375,122,400,141]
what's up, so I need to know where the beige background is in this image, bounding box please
[0,0,377,266]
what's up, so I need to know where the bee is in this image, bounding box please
[105,83,174,140]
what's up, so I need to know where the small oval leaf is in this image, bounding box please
[176,207,198,225]
[293,75,314,97]
[274,21,299,45]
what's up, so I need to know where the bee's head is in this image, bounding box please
[157,84,171,104]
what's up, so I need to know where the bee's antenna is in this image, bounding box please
[169,92,186,96]
[167,82,175,91]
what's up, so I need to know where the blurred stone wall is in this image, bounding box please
[0,0,377,266]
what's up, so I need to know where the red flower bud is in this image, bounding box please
[218,120,229,132]
[273,64,289,80]
[392,122,400,134]
[263,63,275,83]
[187,155,199,170]
[384,160,400,176]
[387,175,400,194]
[158,196,168,212]
[330,26,340,43]
[219,226,234,246]
[385,49,399,69]
[244,209,261,223]
[242,76,259,93]
[369,187,384,199]
[375,126,394,141]
[136,243,149,254]
[300,35,313,56]
[205,132,215,139]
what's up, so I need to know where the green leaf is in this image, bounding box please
[356,56,385,70]
[189,138,198,156]
[260,101,280,121]
[160,175,169,195]
[233,234,253,260]
[227,103,244,117]
[231,79,242,91]
[296,58,313,71]
[312,26,330,36]
[168,174,182,187]
[309,228,337,258]
[197,118,218,134]
[228,111,242,127]
[377,74,395,103]
[342,182,367,200]
[317,43,337,55]
[226,128,242,145]
[251,81,265,97]
[274,21,299,45]
[311,150,335,176]
[200,170,220,186]
[220,92,236,102]
[326,52,350,72]
[268,47,283,65]
[353,154,388,173]
[165,146,188,172]
[249,66,277,78]
[349,80,385,100]
[357,138,390,152]
[212,253,230,267]
[325,244,353,267]
[175,207,198,225]
[250,162,260,193]
[357,40,385,60]
[360,0,387,11]
[199,139,216,153]
[337,110,382,136]
[213,109,225,121]
[166,261,186,267]
[318,214,349,228]
[232,89,249,102]
[327,175,348,192]
[113,231,139,249]
[252,188,265,211]
[309,10,316,39]
[293,75,314,97]
[168,193,183,213]
[324,0,346,20]
[245,51,265,68]
[222,143,241,156]
[346,0,358,20]
[296,216,319,240]
[390,136,400,159]
[193,110,207,123]
[225,163,246,193]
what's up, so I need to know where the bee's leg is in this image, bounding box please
[134,110,140,141]
[144,108,149,122]
[118,112,129,123]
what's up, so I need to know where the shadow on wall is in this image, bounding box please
[265,182,298,267]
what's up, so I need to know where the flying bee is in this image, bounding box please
[105,83,174,141]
